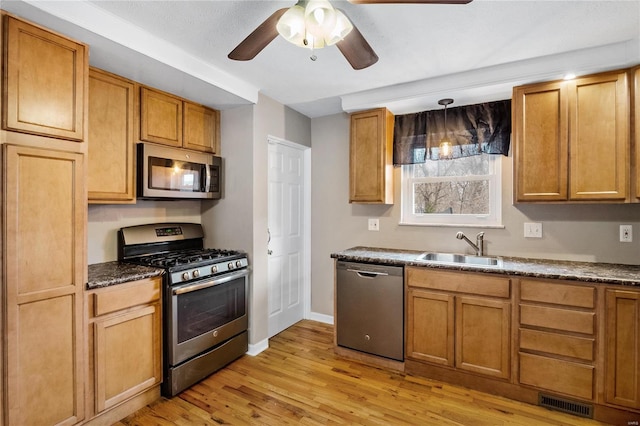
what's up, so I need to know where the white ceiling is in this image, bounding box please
[3,0,640,118]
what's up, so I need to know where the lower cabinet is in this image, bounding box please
[406,268,511,380]
[86,277,162,422]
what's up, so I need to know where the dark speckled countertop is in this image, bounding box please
[87,261,164,290]
[331,246,640,287]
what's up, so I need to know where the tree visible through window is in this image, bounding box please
[401,152,501,227]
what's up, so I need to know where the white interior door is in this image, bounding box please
[267,140,305,337]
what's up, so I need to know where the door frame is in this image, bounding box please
[267,135,312,323]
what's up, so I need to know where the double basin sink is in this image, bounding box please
[416,252,503,267]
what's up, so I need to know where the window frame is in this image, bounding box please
[400,154,503,228]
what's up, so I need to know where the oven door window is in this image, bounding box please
[149,156,205,192]
[176,277,246,344]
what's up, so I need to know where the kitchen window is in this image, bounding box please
[400,153,502,227]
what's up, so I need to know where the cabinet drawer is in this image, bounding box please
[520,304,594,334]
[520,353,594,400]
[520,279,595,308]
[407,268,510,298]
[93,278,161,317]
[519,328,594,361]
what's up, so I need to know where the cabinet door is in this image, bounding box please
[513,81,568,201]
[456,296,510,379]
[183,101,219,154]
[88,68,136,203]
[406,288,454,366]
[605,289,640,409]
[569,71,629,201]
[349,108,394,204]
[94,303,162,412]
[633,67,640,200]
[3,15,87,141]
[3,144,85,425]
[140,87,183,147]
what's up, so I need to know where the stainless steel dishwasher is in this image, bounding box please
[336,261,404,361]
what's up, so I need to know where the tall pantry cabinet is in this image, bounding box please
[1,12,88,426]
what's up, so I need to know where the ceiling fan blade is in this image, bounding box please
[228,8,288,61]
[336,21,378,70]
[349,0,472,4]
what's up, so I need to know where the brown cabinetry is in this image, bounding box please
[2,144,86,425]
[633,67,640,200]
[2,14,88,141]
[349,108,394,204]
[517,279,596,401]
[86,277,162,420]
[140,87,220,154]
[513,70,629,202]
[88,68,136,203]
[605,288,640,410]
[406,268,511,380]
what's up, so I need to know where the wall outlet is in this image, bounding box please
[620,225,632,242]
[368,218,380,231]
[524,222,542,238]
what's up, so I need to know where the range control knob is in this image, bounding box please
[211,265,218,273]
[193,269,200,278]
[182,272,190,281]
[236,260,242,268]
[228,262,235,270]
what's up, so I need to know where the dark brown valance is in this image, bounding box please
[393,100,511,165]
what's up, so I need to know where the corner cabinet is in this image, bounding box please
[88,68,136,203]
[406,268,511,380]
[140,87,220,154]
[2,14,88,141]
[2,144,86,425]
[349,108,394,204]
[513,70,629,203]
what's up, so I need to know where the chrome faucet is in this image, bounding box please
[456,231,484,256]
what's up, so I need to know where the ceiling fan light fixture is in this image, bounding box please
[326,9,354,45]
[276,4,307,47]
[304,0,337,38]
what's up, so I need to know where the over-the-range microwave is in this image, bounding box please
[137,143,221,200]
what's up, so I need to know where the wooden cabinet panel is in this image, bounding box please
[520,279,595,308]
[406,289,454,366]
[520,353,594,400]
[3,15,87,141]
[349,108,394,204]
[520,304,594,334]
[183,101,219,154]
[569,71,629,200]
[93,278,160,316]
[513,81,568,201]
[605,289,640,409]
[406,267,510,298]
[520,328,594,361]
[88,68,136,203]
[140,87,183,147]
[3,144,85,425]
[456,296,511,379]
[633,67,640,200]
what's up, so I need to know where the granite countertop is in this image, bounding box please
[331,246,640,287]
[87,261,164,290]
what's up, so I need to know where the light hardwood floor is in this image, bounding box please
[115,320,606,425]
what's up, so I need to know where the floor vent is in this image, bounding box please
[538,394,593,418]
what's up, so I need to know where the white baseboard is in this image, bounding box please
[306,312,334,325]
[246,338,269,356]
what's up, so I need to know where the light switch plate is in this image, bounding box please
[524,222,542,238]
[368,218,380,231]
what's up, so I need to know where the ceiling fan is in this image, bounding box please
[228,0,473,70]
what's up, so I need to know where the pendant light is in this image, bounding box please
[438,98,454,160]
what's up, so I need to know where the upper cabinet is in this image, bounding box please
[2,14,88,141]
[140,87,220,154]
[88,68,136,203]
[349,108,394,204]
[633,66,640,200]
[513,70,629,203]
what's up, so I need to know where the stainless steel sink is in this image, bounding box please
[416,252,503,267]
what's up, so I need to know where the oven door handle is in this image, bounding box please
[172,269,249,295]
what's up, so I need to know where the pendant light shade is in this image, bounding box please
[438,98,454,160]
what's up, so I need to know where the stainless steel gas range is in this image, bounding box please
[118,223,249,397]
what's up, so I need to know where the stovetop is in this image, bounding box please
[134,248,245,269]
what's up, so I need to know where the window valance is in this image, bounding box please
[393,99,511,165]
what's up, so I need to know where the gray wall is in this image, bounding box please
[310,112,640,317]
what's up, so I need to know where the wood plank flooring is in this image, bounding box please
[115,320,607,425]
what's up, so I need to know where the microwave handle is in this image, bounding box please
[204,164,212,192]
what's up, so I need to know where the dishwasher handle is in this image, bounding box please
[346,268,389,279]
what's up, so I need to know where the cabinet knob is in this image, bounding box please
[364,334,370,341]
